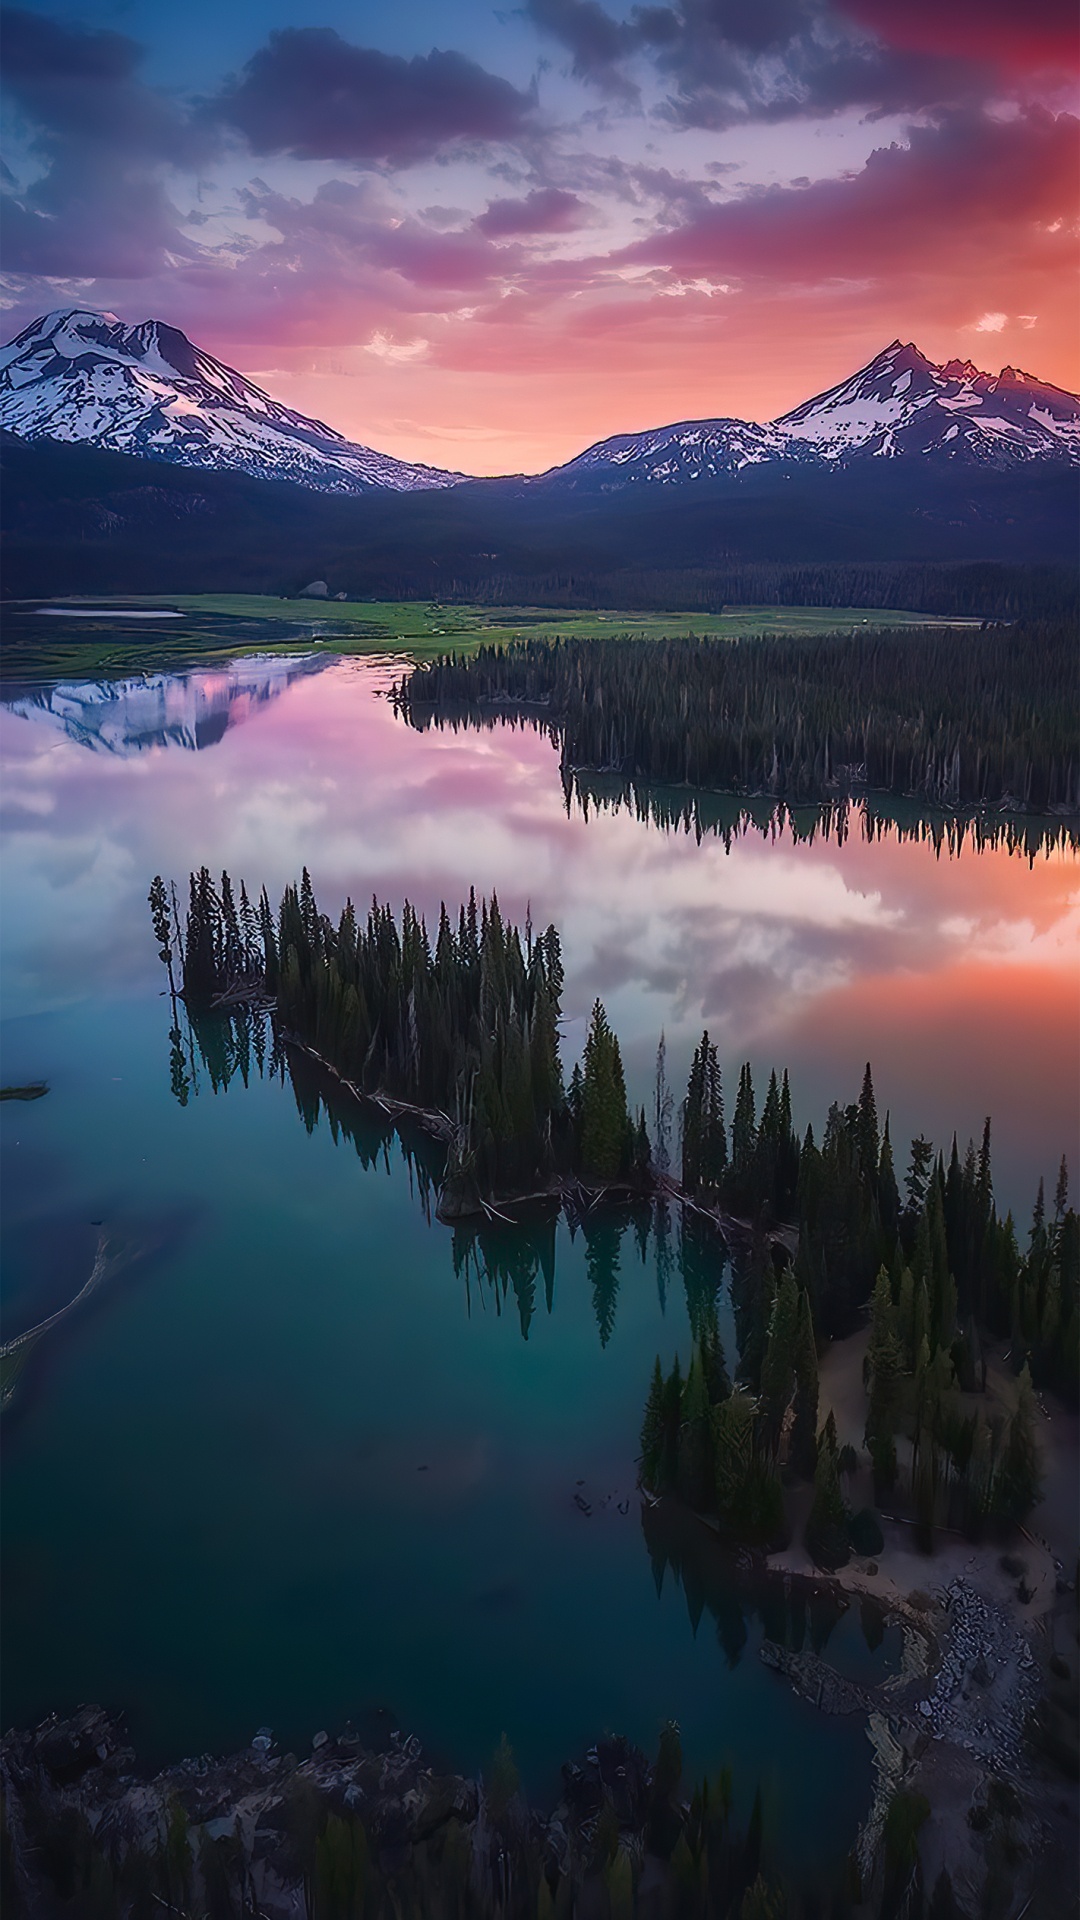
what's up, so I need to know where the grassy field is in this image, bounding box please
[1,593,983,682]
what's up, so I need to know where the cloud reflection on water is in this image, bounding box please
[1,652,1075,1211]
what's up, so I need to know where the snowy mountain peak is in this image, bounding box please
[536,341,1079,491]
[2,312,1077,496]
[0,308,467,494]
[772,341,1080,463]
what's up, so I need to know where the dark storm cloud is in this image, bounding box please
[476,186,588,235]
[0,6,211,277]
[526,0,641,94]
[214,29,538,166]
[661,34,996,132]
[1,7,209,166]
[525,0,1030,123]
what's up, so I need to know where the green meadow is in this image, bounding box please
[1,593,981,682]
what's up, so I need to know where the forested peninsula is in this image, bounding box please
[151,872,1078,1555]
[395,620,1078,817]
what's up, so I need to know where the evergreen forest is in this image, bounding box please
[152,873,1077,1569]
[396,620,1078,814]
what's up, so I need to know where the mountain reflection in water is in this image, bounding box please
[2,653,326,755]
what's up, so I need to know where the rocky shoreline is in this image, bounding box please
[4,1552,1075,1919]
[1,1706,776,1919]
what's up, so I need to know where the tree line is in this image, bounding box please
[153,874,1076,1559]
[640,1060,1076,1563]
[152,868,648,1210]
[421,560,1078,622]
[396,620,1078,814]
[153,873,1077,1393]
[569,776,1078,864]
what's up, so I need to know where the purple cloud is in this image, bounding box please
[215,29,538,166]
[476,187,589,236]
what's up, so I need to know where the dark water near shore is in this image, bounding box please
[2,652,1077,1876]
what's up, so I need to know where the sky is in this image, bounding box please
[1,0,1077,472]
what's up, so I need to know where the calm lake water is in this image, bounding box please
[2,651,1077,1875]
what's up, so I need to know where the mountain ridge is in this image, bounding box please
[542,340,1080,489]
[1,310,1078,498]
[0,309,466,496]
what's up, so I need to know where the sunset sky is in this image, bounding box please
[1,0,1077,471]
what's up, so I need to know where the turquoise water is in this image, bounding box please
[2,653,1077,1876]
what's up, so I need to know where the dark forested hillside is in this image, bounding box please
[397,621,1079,814]
[3,431,1077,603]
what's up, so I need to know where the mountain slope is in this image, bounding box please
[538,342,1080,490]
[3,430,1077,605]
[774,340,1080,464]
[2,313,1077,504]
[0,310,465,495]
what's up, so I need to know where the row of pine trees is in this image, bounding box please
[153,873,1077,1559]
[153,868,647,1205]
[640,1068,1075,1558]
[397,619,1078,813]
[153,869,1078,1398]
[570,776,1076,864]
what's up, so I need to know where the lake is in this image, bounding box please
[2,649,1077,1879]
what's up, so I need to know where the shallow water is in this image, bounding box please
[2,652,1076,1875]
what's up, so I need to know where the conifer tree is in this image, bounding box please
[994,1363,1043,1520]
[580,1000,630,1181]
[713,1387,756,1529]
[729,1064,757,1209]
[653,1031,674,1177]
[641,1358,666,1489]
[856,1062,879,1187]
[148,876,177,998]
[760,1268,799,1450]
[681,1032,726,1195]
[878,1117,900,1243]
[806,1420,849,1568]
[903,1135,934,1238]
[865,1267,903,1490]
[789,1286,819,1480]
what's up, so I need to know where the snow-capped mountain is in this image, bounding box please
[3,653,328,755]
[537,415,787,486]
[774,341,1080,464]
[0,310,466,494]
[2,315,1077,499]
[539,341,1080,488]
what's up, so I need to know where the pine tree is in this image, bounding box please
[789,1285,819,1480]
[994,1363,1043,1520]
[878,1117,900,1244]
[904,1134,934,1233]
[641,1358,666,1490]
[654,1030,674,1177]
[806,1422,849,1569]
[713,1387,755,1527]
[580,1000,630,1181]
[729,1063,757,1210]
[760,1268,799,1450]
[865,1267,903,1493]
[681,1032,726,1195]
[856,1062,879,1188]
[148,876,177,998]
